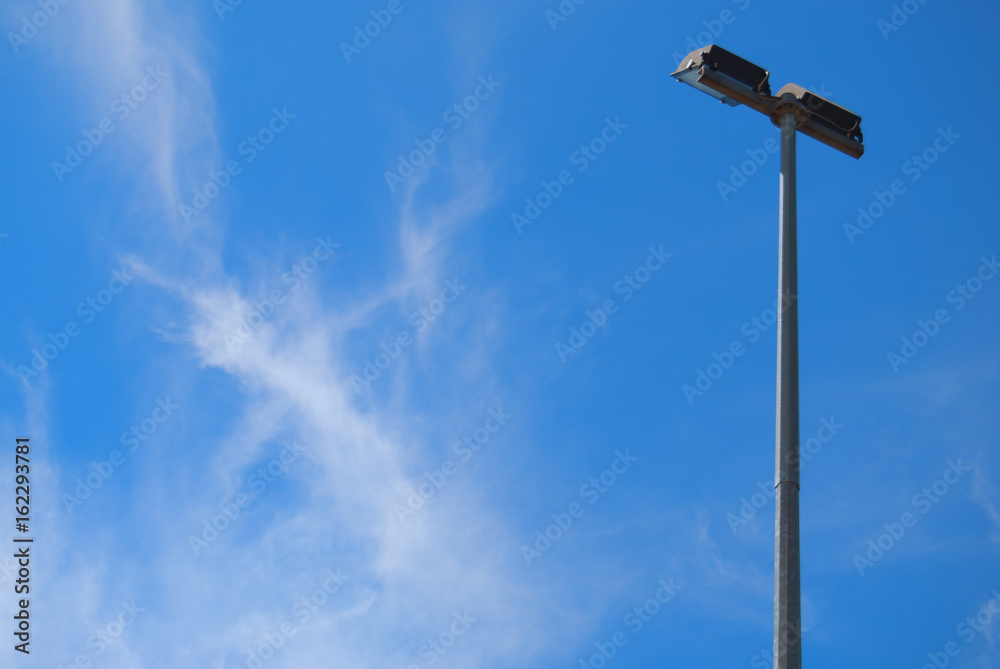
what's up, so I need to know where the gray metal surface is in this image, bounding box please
[774,108,802,669]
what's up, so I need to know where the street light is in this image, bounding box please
[672,45,864,158]
[671,45,865,669]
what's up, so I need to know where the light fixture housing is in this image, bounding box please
[775,84,864,159]
[670,45,772,112]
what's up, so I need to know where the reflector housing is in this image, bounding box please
[670,45,772,107]
[774,84,864,158]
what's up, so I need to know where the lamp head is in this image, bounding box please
[775,84,864,158]
[670,45,772,108]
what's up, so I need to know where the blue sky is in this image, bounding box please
[1,0,999,667]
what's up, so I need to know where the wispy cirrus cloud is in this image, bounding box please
[13,1,599,667]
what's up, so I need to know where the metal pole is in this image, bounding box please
[774,101,801,669]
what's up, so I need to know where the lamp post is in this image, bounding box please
[670,45,864,669]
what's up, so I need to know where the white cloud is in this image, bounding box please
[19,2,591,667]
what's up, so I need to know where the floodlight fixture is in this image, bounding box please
[775,83,864,158]
[670,45,772,112]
